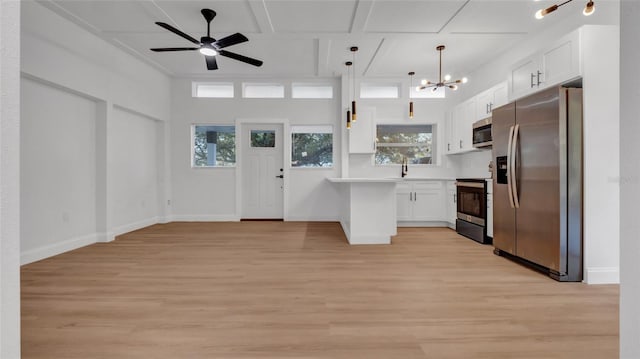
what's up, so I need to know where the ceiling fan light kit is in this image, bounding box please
[150,8,263,70]
[417,45,467,93]
[535,0,595,19]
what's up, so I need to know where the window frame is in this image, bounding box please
[290,125,334,169]
[191,124,237,169]
[191,82,235,98]
[374,123,437,166]
[291,83,334,99]
[242,82,286,99]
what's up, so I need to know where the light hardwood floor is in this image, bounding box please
[21,222,619,358]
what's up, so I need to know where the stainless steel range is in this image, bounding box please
[455,179,490,244]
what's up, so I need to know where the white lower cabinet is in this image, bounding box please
[396,181,446,223]
[446,181,456,229]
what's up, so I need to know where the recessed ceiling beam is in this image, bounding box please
[248,0,275,33]
[437,0,471,34]
[350,0,375,33]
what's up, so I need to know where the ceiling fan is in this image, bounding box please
[151,9,263,70]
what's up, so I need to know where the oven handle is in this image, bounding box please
[506,125,515,209]
[512,124,520,209]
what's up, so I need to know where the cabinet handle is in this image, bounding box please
[489,102,493,112]
[486,103,489,114]
[459,140,463,148]
[414,192,417,201]
[409,192,412,201]
[530,73,536,88]
[536,71,542,86]
[447,143,450,151]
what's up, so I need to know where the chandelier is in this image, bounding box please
[417,45,467,92]
[535,0,595,19]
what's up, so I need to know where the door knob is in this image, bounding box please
[276,175,284,178]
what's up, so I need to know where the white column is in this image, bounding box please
[620,1,640,357]
[0,0,22,357]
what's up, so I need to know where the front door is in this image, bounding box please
[241,124,284,219]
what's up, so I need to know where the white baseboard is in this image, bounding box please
[169,214,240,222]
[585,267,620,284]
[106,216,160,242]
[21,233,98,265]
[286,216,340,222]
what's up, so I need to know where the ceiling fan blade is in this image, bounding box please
[151,47,199,52]
[213,33,249,49]
[155,22,200,45]
[205,56,218,70]
[219,50,263,67]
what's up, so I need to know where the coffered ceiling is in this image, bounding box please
[36,0,618,79]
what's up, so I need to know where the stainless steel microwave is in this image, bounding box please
[472,118,492,148]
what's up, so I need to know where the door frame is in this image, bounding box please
[235,118,290,220]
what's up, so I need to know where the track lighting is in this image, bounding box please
[535,0,595,19]
[417,45,467,93]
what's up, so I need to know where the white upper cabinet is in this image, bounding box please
[445,97,477,155]
[475,81,508,121]
[349,107,376,154]
[509,29,581,100]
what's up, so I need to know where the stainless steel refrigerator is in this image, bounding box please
[492,86,583,282]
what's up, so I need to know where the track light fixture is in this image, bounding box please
[535,0,595,19]
[417,45,467,93]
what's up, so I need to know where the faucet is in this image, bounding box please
[401,157,408,178]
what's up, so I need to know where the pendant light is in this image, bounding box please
[345,61,353,129]
[408,72,415,119]
[535,0,595,19]
[350,46,358,122]
[417,45,467,93]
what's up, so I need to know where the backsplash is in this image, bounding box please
[448,150,493,179]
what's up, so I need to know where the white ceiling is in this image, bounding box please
[39,0,618,79]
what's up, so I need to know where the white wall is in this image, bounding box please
[170,78,341,221]
[620,1,640,357]
[19,2,171,264]
[0,0,21,356]
[109,107,160,229]
[21,78,98,257]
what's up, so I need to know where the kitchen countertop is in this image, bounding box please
[328,177,455,183]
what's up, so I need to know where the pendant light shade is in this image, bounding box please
[535,0,595,19]
[408,72,415,119]
[345,61,353,129]
[350,46,358,122]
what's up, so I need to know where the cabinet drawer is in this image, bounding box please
[396,182,412,192]
[413,181,443,191]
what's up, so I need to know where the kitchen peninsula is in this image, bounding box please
[327,178,399,245]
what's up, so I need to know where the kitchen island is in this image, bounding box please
[327,178,400,245]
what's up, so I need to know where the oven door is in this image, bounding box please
[456,182,486,226]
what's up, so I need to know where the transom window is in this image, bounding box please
[375,124,435,165]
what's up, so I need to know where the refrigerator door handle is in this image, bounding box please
[512,124,521,209]
[506,125,515,209]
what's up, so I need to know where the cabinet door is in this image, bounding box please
[509,56,539,100]
[447,185,457,226]
[475,90,492,121]
[349,107,376,154]
[491,82,509,110]
[444,111,455,155]
[412,182,445,221]
[396,182,413,221]
[540,32,580,90]
[458,98,476,152]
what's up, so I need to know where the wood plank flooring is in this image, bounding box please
[21,222,619,358]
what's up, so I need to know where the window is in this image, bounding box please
[192,125,235,167]
[192,82,234,98]
[291,125,333,168]
[242,83,285,98]
[410,86,446,99]
[291,83,333,99]
[375,124,435,165]
[251,130,276,147]
[360,83,400,99]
